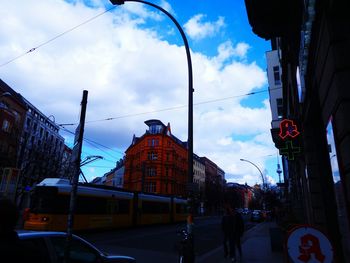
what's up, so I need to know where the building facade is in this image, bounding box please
[201,156,224,214]
[245,0,350,261]
[18,97,65,185]
[0,81,27,169]
[0,79,66,195]
[124,119,188,197]
[193,153,206,195]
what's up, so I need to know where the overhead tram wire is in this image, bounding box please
[0,6,116,68]
[62,127,124,158]
[58,87,282,126]
[59,126,124,159]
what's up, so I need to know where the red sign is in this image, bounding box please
[279,119,300,139]
[287,225,333,263]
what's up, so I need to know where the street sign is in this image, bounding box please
[287,225,334,263]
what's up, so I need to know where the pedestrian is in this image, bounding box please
[234,209,244,261]
[0,198,40,263]
[221,206,237,262]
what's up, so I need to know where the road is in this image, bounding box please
[80,215,257,263]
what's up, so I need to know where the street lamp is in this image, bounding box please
[109,0,194,235]
[109,0,193,187]
[240,158,266,190]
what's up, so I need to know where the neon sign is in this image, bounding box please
[279,119,300,139]
[278,119,301,160]
[279,141,301,161]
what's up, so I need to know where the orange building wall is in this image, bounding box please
[124,133,188,197]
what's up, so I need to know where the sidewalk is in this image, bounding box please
[197,221,285,263]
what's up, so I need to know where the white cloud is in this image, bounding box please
[215,41,250,64]
[0,0,275,186]
[184,14,225,40]
[159,0,176,15]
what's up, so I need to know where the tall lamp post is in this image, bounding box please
[109,0,193,189]
[109,0,194,221]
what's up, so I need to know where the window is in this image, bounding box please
[51,236,99,263]
[147,138,159,147]
[142,200,169,213]
[148,152,158,160]
[276,98,283,118]
[144,182,156,193]
[147,167,157,177]
[149,124,162,134]
[273,66,281,85]
[26,118,32,126]
[19,238,50,263]
[2,119,11,132]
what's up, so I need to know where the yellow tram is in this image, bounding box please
[24,178,188,231]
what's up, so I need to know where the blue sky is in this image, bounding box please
[0,0,282,186]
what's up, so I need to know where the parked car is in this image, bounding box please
[251,210,263,222]
[17,231,136,263]
[242,208,250,215]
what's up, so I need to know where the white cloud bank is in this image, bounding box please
[0,0,276,185]
[184,14,225,41]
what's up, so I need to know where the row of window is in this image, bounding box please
[146,138,173,147]
[28,107,59,132]
[143,181,186,196]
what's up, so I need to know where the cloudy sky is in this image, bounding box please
[0,0,282,186]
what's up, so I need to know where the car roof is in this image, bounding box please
[17,230,67,238]
[17,230,136,261]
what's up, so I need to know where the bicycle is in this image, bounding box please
[176,229,195,263]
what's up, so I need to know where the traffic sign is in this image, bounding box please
[287,225,334,263]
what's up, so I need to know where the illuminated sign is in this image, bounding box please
[279,119,300,139]
[279,141,301,161]
[278,119,301,160]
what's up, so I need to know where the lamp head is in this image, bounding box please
[110,0,125,5]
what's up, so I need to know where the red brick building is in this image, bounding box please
[0,83,27,168]
[124,119,188,197]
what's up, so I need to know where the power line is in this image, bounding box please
[0,6,116,68]
[60,126,124,159]
[83,165,117,169]
[59,87,281,126]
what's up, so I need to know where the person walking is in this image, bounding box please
[221,206,237,262]
[234,209,244,262]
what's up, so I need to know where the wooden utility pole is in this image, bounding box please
[64,90,88,263]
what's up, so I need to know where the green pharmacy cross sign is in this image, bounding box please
[279,141,301,160]
[278,119,301,160]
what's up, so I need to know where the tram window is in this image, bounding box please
[30,187,63,214]
[76,196,107,214]
[176,204,187,214]
[117,199,130,214]
[142,201,169,214]
[106,199,130,214]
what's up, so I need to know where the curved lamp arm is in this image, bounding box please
[240,158,266,190]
